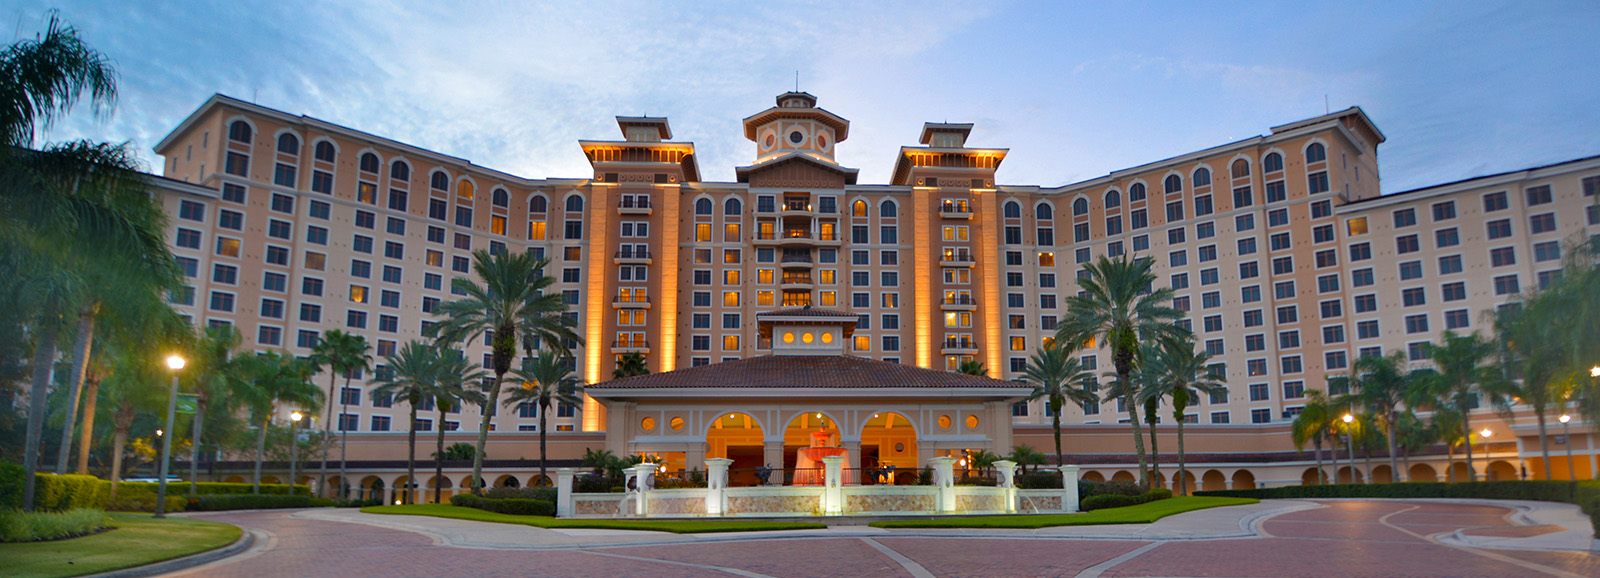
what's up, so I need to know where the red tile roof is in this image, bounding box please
[756,307,859,319]
[588,355,1030,392]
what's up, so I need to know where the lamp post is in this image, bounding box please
[1479,428,1492,481]
[1559,415,1574,481]
[155,355,184,518]
[1342,413,1355,484]
[288,411,304,496]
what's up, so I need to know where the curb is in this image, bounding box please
[82,529,255,578]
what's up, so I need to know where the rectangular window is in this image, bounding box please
[1490,247,1516,267]
[1349,243,1371,261]
[1493,275,1520,295]
[1445,309,1470,329]
[1393,208,1417,228]
[1357,320,1380,339]
[1396,234,1419,254]
[1402,287,1426,307]
[1307,172,1329,194]
[1529,213,1557,234]
[1405,314,1429,334]
[1487,219,1512,239]
[1265,181,1286,203]
[1399,261,1423,280]
[1323,325,1346,344]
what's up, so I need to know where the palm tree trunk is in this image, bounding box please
[1536,408,1551,480]
[75,371,101,474]
[539,403,549,486]
[435,406,447,504]
[473,372,503,495]
[1462,411,1474,482]
[110,426,128,496]
[1052,400,1063,468]
[319,371,337,497]
[1146,401,1162,488]
[1125,395,1149,489]
[22,322,61,512]
[1385,415,1401,482]
[1445,441,1454,483]
[1313,438,1325,485]
[339,376,351,500]
[57,310,95,474]
[190,397,205,494]
[407,405,418,504]
[1175,416,1187,495]
[253,415,269,494]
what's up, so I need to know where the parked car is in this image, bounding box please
[122,476,184,483]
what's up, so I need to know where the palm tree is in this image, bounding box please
[311,330,372,498]
[1006,445,1047,475]
[612,352,649,379]
[431,348,485,503]
[503,350,583,487]
[96,339,172,495]
[1056,254,1185,488]
[1021,343,1096,467]
[1412,331,1497,481]
[1138,336,1227,495]
[1393,411,1436,478]
[1329,352,1418,483]
[1489,302,1569,480]
[1291,390,1339,485]
[581,448,616,477]
[957,359,988,376]
[234,352,321,494]
[431,249,580,495]
[371,341,438,505]
[187,324,241,494]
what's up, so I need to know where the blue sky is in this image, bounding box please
[11,1,1599,192]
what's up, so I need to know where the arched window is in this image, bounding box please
[724,197,742,216]
[456,180,475,200]
[430,171,449,191]
[1164,175,1182,194]
[492,188,509,208]
[390,161,410,183]
[228,120,252,143]
[528,194,547,213]
[1130,183,1146,201]
[1035,203,1053,221]
[880,199,897,218]
[276,133,299,154]
[1305,142,1327,164]
[565,195,584,213]
[1004,201,1021,219]
[1193,167,1212,187]
[1073,198,1089,216]
[1231,159,1250,179]
[1104,190,1121,209]
[695,198,713,215]
[852,200,868,217]
[314,141,336,163]
[360,153,380,173]
[1264,152,1284,173]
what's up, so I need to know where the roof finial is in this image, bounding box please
[795,70,799,92]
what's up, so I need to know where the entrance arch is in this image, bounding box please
[860,412,917,484]
[1202,470,1227,491]
[706,412,765,486]
[785,412,843,486]
[1446,461,1473,482]
[1231,470,1256,490]
[1408,463,1437,483]
[494,474,520,488]
[1082,471,1106,483]
[1487,460,1517,481]
[1110,470,1136,483]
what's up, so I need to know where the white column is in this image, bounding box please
[1059,464,1081,513]
[822,455,844,515]
[554,468,575,518]
[705,458,733,516]
[929,456,957,513]
[634,463,659,517]
[622,466,640,517]
[995,460,1018,514]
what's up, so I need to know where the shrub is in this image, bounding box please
[185,493,328,511]
[1080,488,1173,512]
[1080,480,1143,498]
[112,481,311,496]
[450,494,555,516]
[0,508,110,542]
[1197,480,1600,534]
[33,474,109,512]
[334,498,383,508]
[0,462,23,511]
[104,486,187,513]
[1017,471,1063,489]
[574,474,622,494]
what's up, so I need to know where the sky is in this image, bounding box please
[9,1,1599,193]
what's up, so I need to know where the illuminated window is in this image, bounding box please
[527,221,545,240]
[724,250,741,264]
[696,223,711,242]
[758,269,774,284]
[854,335,870,351]
[303,252,325,271]
[215,237,241,257]
[757,291,774,306]
[758,222,775,240]
[492,215,507,235]
[723,335,740,350]
[1039,252,1055,267]
[818,222,835,240]
[818,270,835,284]
[852,200,868,217]
[819,291,836,306]
[724,270,740,285]
[724,224,741,242]
[1010,336,1026,351]
[358,182,377,204]
[349,285,368,304]
[723,292,740,307]
[1346,217,1367,236]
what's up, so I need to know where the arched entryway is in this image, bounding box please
[1301,467,1328,485]
[1487,460,1517,481]
[706,412,765,486]
[860,412,917,484]
[1446,461,1473,482]
[1110,470,1136,483]
[1409,463,1437,483]
[393,475,414,504]
[784,412,842,486]
[426,475,452,503]
[494,474,520,488]
[359,476,384,502]
[1371,465,1394,484]
[1231,470,1256,490]
[1173,470,1197,495]
[1202,470,1228,491]
[1082,471,1106,483]
[1336,466,1364,484]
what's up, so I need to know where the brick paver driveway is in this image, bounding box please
[167,501,1598,578]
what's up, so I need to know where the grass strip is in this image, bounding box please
[362,503,828,533]
[0,513,242,578]
[869,496,1258,529]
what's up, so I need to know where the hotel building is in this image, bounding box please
[146,92,1597,496]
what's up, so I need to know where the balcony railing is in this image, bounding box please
[612,339,650,349]
[940,206,973,218]
[612,296,652,307]
[614,249,653,260]
[617,198,652,209]
[943,295,976,305]
[942,339,978,350]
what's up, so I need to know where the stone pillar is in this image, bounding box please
[635,463,659,517]
[687,447,707,472]
[555,468,575,518]
[995,460,1018,514]
[929,456,957,513]
[841,440,861,485]
[622,467,639,517]
[822,455,844,515]
[1059,465,1081,513]
[705,458,733,516]
[763,440,785,486]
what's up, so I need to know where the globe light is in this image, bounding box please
[1342,414,1354,423]
[1591,366,1600,378]
[1480,428,1492,438]
[166,355,185,370]
[291,411,304,422]
[1559,414,1571,424]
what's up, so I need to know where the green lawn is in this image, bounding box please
[1,513,242,578]
[869,496,1259,529]
[362,503,829,533]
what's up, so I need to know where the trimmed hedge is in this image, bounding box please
[113,481,311,496]
[450,494,555,517]
[0,508,110,542]
[1196,480,1600,534]
[0,462,25,510]
[185,493,335,511]
[105,486,188,513]
[1082,488,1173,511]
[33,474,109,512]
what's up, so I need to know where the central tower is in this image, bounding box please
[736,92,858,185]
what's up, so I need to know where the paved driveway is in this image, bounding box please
[165,500,1598,578]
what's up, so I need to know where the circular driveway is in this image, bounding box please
[164,500,1598,578]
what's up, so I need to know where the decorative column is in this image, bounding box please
[929,456,957,513]
[841,440,861,485]
[622,466,639,517]
[995,460,1018,514]
[635,462,659,517]
[822,455,844,515]
[555,468,575,518]
[705,458,733,516]
[1058,464,1081,513]
[763,440,785,486]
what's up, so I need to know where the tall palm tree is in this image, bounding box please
[431,348,485,503]
[1412,331,1497,481]
[311,330,371,498]
[430,249,580,495]
[186,324,240,493]
[71,289,184,474]
[612,352,649,379]
[503,350,583,487]
[957,359,988,377]
[1329,352,1418,483]
[234,352,321,494]
[1056,254,1185,488]
[1489,301,1569,480]
[1021,343,1097,467]
[1138,336,1227,495]
[371,341,438,505]
[1291,390,1339,485]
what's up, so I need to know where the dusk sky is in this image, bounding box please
[11,1,1598,192]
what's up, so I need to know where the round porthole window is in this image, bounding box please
[938,415,952,429]
[670,417,684,431]
[783,332,795,343]
[820,331,834,344]
[894,443,905,453]
[817,133,828,148]
[802,332,815,343]
[764,133,776,148]
[641,417,656,431]
[789,130,804,144]
[966,415,979,429]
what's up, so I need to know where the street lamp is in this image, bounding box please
[1590,366,1600,378]
[1559,414,1574,481]
[155,355,184,518]
[288,411,304,496]
[1342,414,1355,484]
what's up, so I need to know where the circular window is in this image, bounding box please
[789,130,804,144]
[670,417,684,431]
[641,417,656,431]
[820,331,834,344]
[764,133,776,148]
[894,443,905,453]
[817,133,828,148]
[802,332,815,343]
[965,415,979,429]
[938,415,952,429]
[783,332,795,343]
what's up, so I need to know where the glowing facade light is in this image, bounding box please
[1480,428,1492,438]
[166,355,185,370]
[1558,414,1571,424]
[1342,414,1353,423]
[291,411,304,422]
[1591,366,1600,378]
